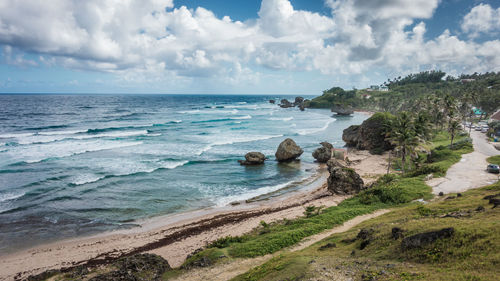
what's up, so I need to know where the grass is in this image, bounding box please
[233,182,500,281]
[487,155,500,165]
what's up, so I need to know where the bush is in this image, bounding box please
[359,178,431,205]
[208,236,245,249]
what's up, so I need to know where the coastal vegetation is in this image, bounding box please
[306,71,500,121]
[233,182,500,281]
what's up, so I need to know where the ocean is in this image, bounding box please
[0,94,367,253]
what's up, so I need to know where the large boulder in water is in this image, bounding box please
[312,142,333,163]
[275,138,303,162]
[326,159,364,195]
[342,112,395,154]
[238,152,266,165]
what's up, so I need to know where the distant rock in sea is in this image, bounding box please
[238,152,266,165]
[275,138,303,162]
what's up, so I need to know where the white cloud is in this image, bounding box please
[462,3,500,38]
[0,0,499,90]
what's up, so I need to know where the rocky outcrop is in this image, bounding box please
[89,254,171,281]
[275,138,303,162]
[312,142,333,163]
[294,96,304,105]
[275,97,307,110]
[326,159,364,195]
[342,112,394,153]
[279,99,294,108]
[401,228,454,251]
[331,105,354,116]
[238,152,266,165]
[269,99,275,104]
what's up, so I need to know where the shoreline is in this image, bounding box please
[0,166,337,280]
[0,150,390,280]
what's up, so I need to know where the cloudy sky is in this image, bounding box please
[0,0,499,94]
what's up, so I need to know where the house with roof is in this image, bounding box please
[489,109,500,122]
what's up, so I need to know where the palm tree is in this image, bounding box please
[448,120,461,149]
[414,111,432,141]
[386,112,420,174]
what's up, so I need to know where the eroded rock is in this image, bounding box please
[326,159,364,195]
[312,142,333,163]
[401,228,454,251]
[238,152,266,165]
[275,138,303,162]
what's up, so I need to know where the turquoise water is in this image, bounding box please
[0,94,367,253]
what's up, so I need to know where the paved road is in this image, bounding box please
[471,130,499,156]
[428,131,500,195]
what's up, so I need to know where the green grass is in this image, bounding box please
[233,183,500,281]
[487,155,500,165]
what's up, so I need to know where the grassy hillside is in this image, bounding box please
[233,182,500,281]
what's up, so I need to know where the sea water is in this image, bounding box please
[0,94,367,253]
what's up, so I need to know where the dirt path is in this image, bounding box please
[427,131,499,195]
[172,209,390,281]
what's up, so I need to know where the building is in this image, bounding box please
[489,109,500,122]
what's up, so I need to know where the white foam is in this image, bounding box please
[8,140,144,164]
[230,115,252,120]
[215,180,295,206]
[296,119,335,135]
[71,174,106,185]
[0,132,33,139]
[38,129,87,136]
[0,192,25,203]
[195,134,283,156]
[11,130,149,145]
[160,160,189,170]
[268,117,294,121]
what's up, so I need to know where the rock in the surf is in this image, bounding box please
[275,138,303,162]
[238,152,266,165]
[269,99,276,104]
[326,159,364,195]
[279,99,293,108]
[312,142,333,163]
[294,96,305,105]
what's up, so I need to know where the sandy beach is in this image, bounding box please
[0,150,388,281]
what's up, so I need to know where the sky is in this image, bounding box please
[0,0,500,95]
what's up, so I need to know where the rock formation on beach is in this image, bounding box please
[238,152,266,165]
[331,104,354,116]
[326,159,364,195]
[269,99,275,104]
[342,112,394,153]
[312,142,333,163]
[275,138,303,162]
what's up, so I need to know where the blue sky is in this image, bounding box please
[0,0,499,94]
